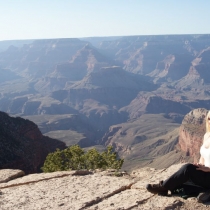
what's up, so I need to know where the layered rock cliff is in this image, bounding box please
[178,108,208,162]
[0,111,66,174]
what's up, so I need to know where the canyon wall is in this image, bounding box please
[178,108,208,162]
[0,111,66,174]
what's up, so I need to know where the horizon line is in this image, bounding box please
[1,33,210,42]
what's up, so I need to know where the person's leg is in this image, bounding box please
[146,163,210,195]
[163,163,210,191]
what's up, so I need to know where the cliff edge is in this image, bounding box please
[0,111,66,174]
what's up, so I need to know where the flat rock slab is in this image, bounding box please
[87,189,152,210]
[0,164,210,209]
[0,170,75,188]
[0,172,132,210]
[0,169,25,183]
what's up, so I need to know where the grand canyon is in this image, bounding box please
[1,34,210,172]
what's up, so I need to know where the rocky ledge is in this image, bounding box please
[0,164,209,210]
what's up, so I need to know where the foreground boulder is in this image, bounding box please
[0,163,210,209]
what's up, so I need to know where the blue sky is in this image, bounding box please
[0,0,210,40]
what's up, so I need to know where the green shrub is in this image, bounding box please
[41,145,124,172]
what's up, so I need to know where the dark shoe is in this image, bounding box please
[146,180,168,196]
[197,191,210,203]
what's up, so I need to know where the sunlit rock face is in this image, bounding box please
[178,108,208,162]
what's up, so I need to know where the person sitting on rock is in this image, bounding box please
[146,111,210,203]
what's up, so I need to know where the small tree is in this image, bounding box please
[41,145,124,172]
[101,146,124,170]
[41,149,65,172]
[84,148,106,170]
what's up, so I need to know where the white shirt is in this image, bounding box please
[200,145,210,167]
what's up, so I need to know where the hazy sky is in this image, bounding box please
[1,0,210,40]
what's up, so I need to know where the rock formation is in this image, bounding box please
[0,111,66,174]
[0,164,210,209]
[178,108,208,163]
